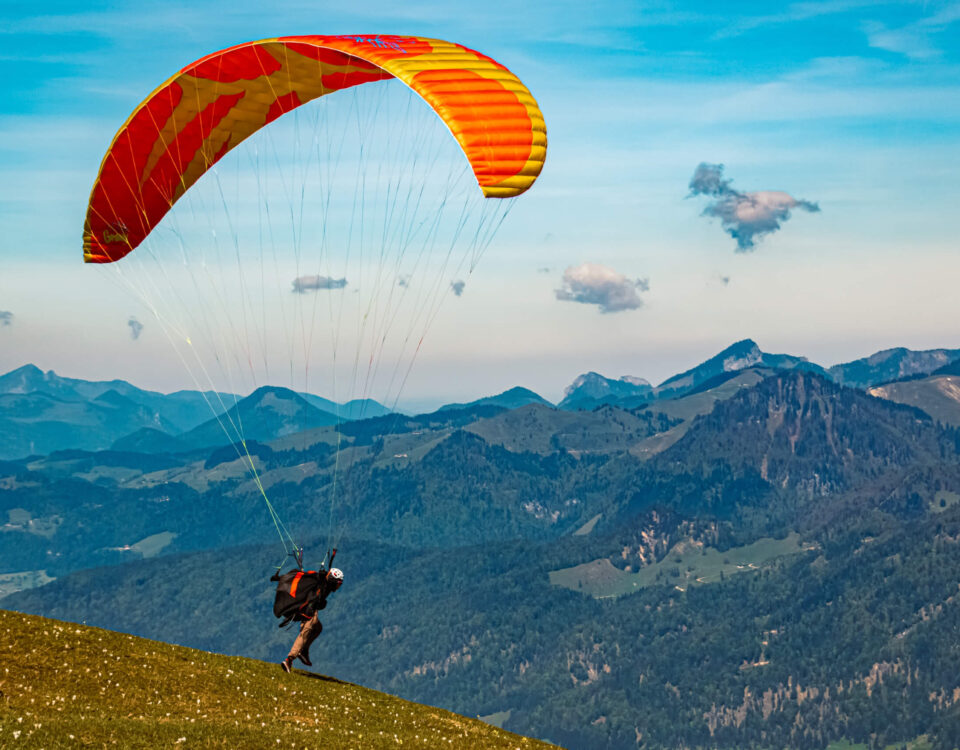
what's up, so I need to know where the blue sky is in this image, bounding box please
[1,1,959,408]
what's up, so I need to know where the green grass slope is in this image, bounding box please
[0,609,558,749]
[465,403,676,455]
[550,532,812,598]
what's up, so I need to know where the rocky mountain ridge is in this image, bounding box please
[3,339,959,460]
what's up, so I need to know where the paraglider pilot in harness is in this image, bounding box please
[272,560,343,673]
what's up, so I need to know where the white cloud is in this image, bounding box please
[291,275,348,293]
[689,163,820,251]
[555,263,648,313]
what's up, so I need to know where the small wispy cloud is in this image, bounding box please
[689,163,819,251]
[0,310,13,327]
[292,275,348,293]
[127,316,143,340]
[555,263,648,313]
[864,21,938,59]
[864,4,960,60]
[714,0,875,39]
[0,7,212,36]
[397,275,410,288]
[450,280,466,297]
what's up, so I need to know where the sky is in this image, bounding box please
[1,0,959,409]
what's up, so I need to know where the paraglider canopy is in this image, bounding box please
[81,33,547,570]
[83,34,547,264]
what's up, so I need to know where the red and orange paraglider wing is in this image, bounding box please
[83,35,547,264]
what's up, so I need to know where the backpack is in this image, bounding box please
[271,569,325,627]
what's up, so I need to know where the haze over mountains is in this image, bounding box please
[0,364,392,460]
[3,338,960,461]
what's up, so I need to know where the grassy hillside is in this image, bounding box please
[0,608,558,749]
[464,403,677,455]
[550,532,811,597]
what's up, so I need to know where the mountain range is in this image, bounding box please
[5,338,960,460]
[0,364,393,460]
[5,366,960,748]
[828,345,960,388]
[5,340,960,746]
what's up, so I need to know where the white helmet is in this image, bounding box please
[329,568,343,582]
